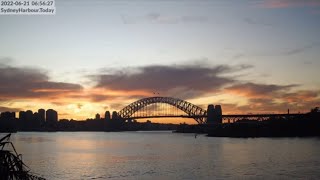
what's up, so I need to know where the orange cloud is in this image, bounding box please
[281,90,319,103]
[223,83,320,114]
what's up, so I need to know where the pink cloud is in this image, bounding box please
[262,0,320,8]
[311,9,320,14]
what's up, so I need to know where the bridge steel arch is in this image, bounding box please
[117,97,207,124]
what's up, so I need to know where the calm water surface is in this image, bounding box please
[3,131,320,179]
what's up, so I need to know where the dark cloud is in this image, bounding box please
[121,13,208,24]
[0,63,83,100]
[51,102,65,106]
[285,42,320,56]
[232,53,245,60]
[225,82,298,98]
[227,42,320,59]
[65,93,145,103]
[90,94,113,102]
[77,104,83,109]
[92,64,251,99]
[0,106,21,112]
[109,103,125,111]
[165,87,204,100]
[303,61,313,65]
[243,17,273,27]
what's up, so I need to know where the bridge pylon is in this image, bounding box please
[206,104,222,124]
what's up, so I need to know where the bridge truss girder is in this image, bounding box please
[222,114,303,123]
[222,116,270,123]
[117,97,207,124]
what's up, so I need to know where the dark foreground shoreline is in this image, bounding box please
[174,112,320,138]
[209,115,320,138]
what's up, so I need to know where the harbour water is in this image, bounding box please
[4,131,320,179]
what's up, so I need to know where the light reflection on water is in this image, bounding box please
[3,131,320,179]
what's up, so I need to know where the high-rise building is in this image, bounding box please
[112,111,118,120]
[32,112,40,129]
[19,111,26,121]
[38,109,45,126]
[0,112,17,132]
[0,111,15,119]
[25,110,33,129]
[95,113,100,120]
[19,111,27,128]
[25,110,33,122]
[46,109,58,127]
[105,111,111,121]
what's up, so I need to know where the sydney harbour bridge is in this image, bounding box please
[104,96,302,124]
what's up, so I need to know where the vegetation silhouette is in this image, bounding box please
[0,134,45,180]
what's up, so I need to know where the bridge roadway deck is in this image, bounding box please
[120,113,305,120]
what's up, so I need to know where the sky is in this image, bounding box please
[0,0,320,124]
